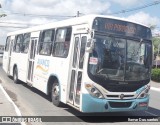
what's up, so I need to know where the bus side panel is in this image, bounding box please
[10,53,28,83]
[50,58,71,104]
[32,55,70,104]
[32,55,51,94]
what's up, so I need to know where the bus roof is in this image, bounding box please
[7,14,150,36]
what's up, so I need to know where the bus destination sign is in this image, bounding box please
[105,22,136,34]
[93,17,152,40]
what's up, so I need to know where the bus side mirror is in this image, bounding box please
[86,39,95,53]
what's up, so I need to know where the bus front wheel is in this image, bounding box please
[13,67,19,84]
[51,81,62,107]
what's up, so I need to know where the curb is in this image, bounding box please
[0,84,26,125]
[0,84,22,116]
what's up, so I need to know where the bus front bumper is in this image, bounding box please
[81,94,149,113]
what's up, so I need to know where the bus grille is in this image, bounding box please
[106,94,134,99]
[109,102,132,108]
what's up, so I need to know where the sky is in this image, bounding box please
[0,0,160,45]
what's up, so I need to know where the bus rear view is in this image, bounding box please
[81,17,152,112]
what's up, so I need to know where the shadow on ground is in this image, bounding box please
[6,77,160,123]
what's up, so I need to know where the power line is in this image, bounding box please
[6,12,76,18]
[0,25,28,28]
[0,21,39,26]
[3,1,160,18]
[110,0,160,15]
[0,1,160,29]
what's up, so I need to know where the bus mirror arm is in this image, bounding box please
[86,39,96,53]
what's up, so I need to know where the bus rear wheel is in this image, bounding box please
[13,67,19,84]
[51,81,62,107]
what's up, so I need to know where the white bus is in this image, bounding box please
[3,15,152,112]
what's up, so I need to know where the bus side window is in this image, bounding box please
[22,33,31,53]
[14,34,24,53]
[53,27,72,58]
[39,29,55,56]
[79,36,87,69]
[5,36,11,52]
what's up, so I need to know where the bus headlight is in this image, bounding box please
[137,85,150,99]
[85,84,104,99]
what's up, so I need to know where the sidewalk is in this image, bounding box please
[0,79,18,116]
[150,80,160,89]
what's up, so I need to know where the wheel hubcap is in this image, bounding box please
[52,85,59,100]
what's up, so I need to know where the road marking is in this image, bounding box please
[0,84,26,125]
[151,87,160,92]
[145,111,158,116]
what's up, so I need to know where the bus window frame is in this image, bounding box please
[21,33,31,54]
[13,34,24,53]
[38,29,55,56]
[52,26,72,58]
[5,36,11,52]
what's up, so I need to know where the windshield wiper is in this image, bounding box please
[96,74,109,80]
[97,68,103,74]
[96,68,110,80]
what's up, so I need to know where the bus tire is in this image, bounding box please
[51,80,62,107]
[13,67,19,84]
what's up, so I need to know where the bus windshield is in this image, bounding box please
[88,35,152,81]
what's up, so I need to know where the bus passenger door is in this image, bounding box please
[3,36,14,75]
[27,38,38,83]
[7,39,14,74]
[68,34,87,107]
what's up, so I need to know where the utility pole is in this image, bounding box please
[77,11,80,17]
[76,11,85,17]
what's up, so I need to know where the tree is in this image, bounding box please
[153,37,160,56]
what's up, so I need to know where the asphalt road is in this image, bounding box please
[0,58,160,125]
